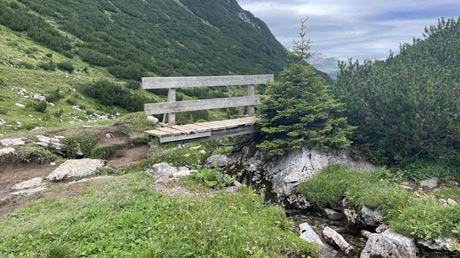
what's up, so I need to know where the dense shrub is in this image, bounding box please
[45,88,64,103]
[33,101,47,113]
[38,60,56,71]
[191,168,235,189]
[57,61,75,73]
[80,80,151,112]
[61,135,97,158]
[335,18,460,166]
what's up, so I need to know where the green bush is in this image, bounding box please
[398,160,457,181]
[297,165,356,206]
[150,143,209,167]
[0,145,57,164]
[38,60,56,71]
[61,135,98,158]
[80,80,151,112]
[191,168,235,189]
[57,61,75,73]
[45,88,64,103]
[125,80,141,90]
[390,200,460,239]
[33,101,47,113]
[90,145,118,160]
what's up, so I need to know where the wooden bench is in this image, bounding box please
[142,74,274,143]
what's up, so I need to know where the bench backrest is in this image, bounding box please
[142,74,274,125]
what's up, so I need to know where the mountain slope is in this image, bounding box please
[3,0,288,79]
[308,53,339,79]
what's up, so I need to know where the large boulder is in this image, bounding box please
[262,148,374,203]
[360,230,419,258]
[46,159,106,181]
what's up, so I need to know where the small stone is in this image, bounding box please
[439,199,448,205]
[11,186,47,196]
[15,103,25,108]
[147,115,159,124]
[105,133,114,138]
[0,138,25,146]
[324,208,345,221]
[299,222,325,247]
[376,224,389,233]
[12,177,44,190]
[322,227,354,254]
[419,177,439,190]
[447,198,458,206]
[361,206,383,227]
[0,147,15,155]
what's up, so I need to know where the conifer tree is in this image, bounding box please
[257,20,354,157]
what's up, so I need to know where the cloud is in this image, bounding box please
[237,0,459,60]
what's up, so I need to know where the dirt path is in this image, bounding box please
[0,125,150,217]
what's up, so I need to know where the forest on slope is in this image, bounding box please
[0,0,288,80]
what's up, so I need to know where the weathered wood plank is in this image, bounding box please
[142,74,274,90]
[159,132,212,143]
[144,96,260,115]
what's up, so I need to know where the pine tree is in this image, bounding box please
[257,20,354,157]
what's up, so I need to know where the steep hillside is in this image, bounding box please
[0,0,289,135]
[2,0,288,79]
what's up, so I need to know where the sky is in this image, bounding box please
[237,0,460,60]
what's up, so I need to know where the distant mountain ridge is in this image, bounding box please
[308,53,339,79]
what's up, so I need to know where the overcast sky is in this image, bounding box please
[237,0,459,60]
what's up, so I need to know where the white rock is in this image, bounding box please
[46,159,106,181]
[360,230,419,258]
[148,162,178,178]
[147,115,159,124]
[299,222,325,247]
[419,177,439,190]
[447,198,458,206]
[15,103,25,108]
[361,206,383,227]
[0,119,5,126]
[105,133,114,138]
[12,177,44,190]
[417,238,459,252]
[324,208,345,221]
[0,138,25,146]
[11,186,47,196]
[322,226,354,254]
[0,147,15,155]
[66,176,113,186]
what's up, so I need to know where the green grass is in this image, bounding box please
[298,165,460,239]
[0,173,317,257]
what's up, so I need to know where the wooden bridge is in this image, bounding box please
[142,74,273,143]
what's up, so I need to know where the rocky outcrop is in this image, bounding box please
[361,206,383,227]
[360,230,419,258]
[46,159,106,181]
[417,238,460,252]
[261,148,373,205]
